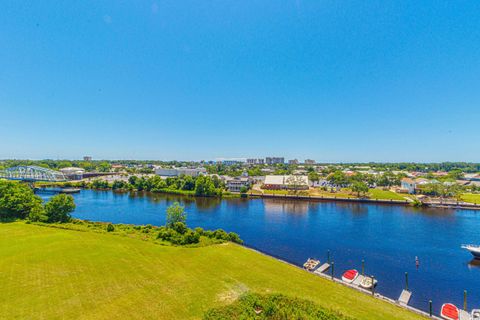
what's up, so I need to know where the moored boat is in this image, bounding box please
[303,258,320,271]
[341,269,359,283]
[359,275,377,289]
[462,244,480,259]
[472,309,480,320]
[440,303,459,320]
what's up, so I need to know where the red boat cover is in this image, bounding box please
[441,303,459,320]
[343,269,358,280]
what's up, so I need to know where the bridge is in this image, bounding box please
[0,166,67,182]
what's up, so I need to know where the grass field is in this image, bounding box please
[368,189,408,201]
[0,222,424,320]
[460,193,480,204]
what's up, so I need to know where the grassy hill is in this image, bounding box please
[0,222,424,320]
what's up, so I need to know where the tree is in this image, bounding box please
[44,194,76,223]
[351,181,369,197]
[308,171,320,185]
[0,180,44,220]
[166,202,186,227]
[286,175,307,195]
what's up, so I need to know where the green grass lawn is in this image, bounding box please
[368,189,408,201]
[0,222,424,320]
[461,193,480,204]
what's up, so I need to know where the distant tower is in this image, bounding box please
[83,156,92,161]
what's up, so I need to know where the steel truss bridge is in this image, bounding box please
[0,166,67,182]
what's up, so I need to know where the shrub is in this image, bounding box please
[227,232,243,244]
[213,229,228,240]
[106,223,115,232]
[172,222,188,234]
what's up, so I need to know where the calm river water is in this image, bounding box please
[41,190,480,313]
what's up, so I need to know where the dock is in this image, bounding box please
[459,310,471,320]
[314,263,330,275]
[398,290,412,306]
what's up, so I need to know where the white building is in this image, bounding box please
[247,158,265,165]
[154,167,206,177]
[60,167,85,180]
[304,159,316,165]
[400,178,416,194]
[224,177,250,192]
[263,175,309,190]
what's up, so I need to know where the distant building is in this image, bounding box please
[263,175,309,190]
[83,156,92,161]
[266,157,284,165]
[304,159,316,165]
[246,158,264,165]
[288,159,299,165]
[221,160,243,166]
[60,167,85,180]
[154,167,206,177]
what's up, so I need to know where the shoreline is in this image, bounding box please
[37,185,480,210]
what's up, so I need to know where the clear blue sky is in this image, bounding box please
[1,1,479,162]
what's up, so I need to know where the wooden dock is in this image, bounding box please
[398,290,411,306]
[314,263,330,275]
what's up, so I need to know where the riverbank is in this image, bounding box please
[0,221,424,319]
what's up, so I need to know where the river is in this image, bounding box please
[40,189,480,313]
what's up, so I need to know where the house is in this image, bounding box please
[263,175,309,190]
[224,176,250,192]
[401,178,416,194]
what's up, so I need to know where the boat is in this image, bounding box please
[440,303,459,320]
[341,269,359,283]
[359,275,377,289]
[303,258,320,271]
[472,309,480,320]
[462,244,480,259]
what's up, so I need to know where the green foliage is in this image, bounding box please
[106,223,115,232]
[0,180,44,220]
[351,181,369,197]
[44,194,76,223]
[308,171,320,183]
[204,293,352,320]
[195,176,221,197]
[166,202,187,227]
[240,186,248,194]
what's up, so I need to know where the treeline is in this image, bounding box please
[332,162,480,173]
[0,180,75,222]
[325,171,405,187]
[88,175,225,197]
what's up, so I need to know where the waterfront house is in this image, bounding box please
[224,176,250,192]
[401,178,416,194]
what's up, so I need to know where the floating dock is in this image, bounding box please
[398,290,411,306]
[314,263,330,274]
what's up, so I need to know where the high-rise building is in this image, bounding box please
[83,156,92,161]
[247,158,265,165]
[266,157,285,165]
[305,159,316,165]
[288,159,299,165]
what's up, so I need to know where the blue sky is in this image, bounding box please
[1,1,479,162]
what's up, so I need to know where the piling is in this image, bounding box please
[362,259,365,276]
[371,276,375,295]
[429,300,432,317]
[464,290,467,311]
[327,250,330,264]
[405,272,409,291]
[331,262,335,279]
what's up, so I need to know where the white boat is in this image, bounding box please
[461,244,480,259]
[472,309,480,320]
[359,276,378,289]
[341,269,359,284]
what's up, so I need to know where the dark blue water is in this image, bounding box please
[41,190,480,314]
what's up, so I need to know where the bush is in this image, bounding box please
[227,232,243,244]
[213,229,228,240]
[106,223,115,232]
[204,293,352,320]
[172,222,188,234]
